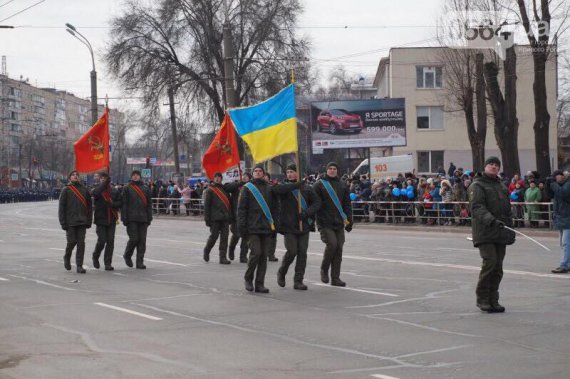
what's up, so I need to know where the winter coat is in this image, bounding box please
[547,178,570,230]
[273,181,321,235]
[237,178,278,236]
[204,182,233,224]
[313,175,352,231]
[523,186,542,221]
[121,181,153,225]
[58,182,93,229]
[468,174,515,247]
[92,182,122,226]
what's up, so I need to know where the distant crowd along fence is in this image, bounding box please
[150,198,555,229]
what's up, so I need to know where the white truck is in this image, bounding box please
[352,154,414,180]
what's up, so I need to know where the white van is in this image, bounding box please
[352,154,414,180]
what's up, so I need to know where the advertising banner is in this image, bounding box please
[310,98,406,149]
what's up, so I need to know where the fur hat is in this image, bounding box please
[326,162,339,169]
[484,156,501,167]
[286,163,297,172]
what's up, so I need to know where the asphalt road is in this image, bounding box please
[1,201,569,379]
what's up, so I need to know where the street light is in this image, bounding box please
[65,22,98,125]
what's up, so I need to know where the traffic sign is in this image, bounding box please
[141,168,152,178]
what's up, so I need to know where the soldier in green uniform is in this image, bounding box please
[122,170,153,269]
[203,172,233,264]
[313,162,353,287]
[91,172,122,271]
[274,164,321,290]
[229,172,251,263]
[237,165,277,293]
[468,157,516,313]
[58,170,92,273]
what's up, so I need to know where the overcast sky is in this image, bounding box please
[1,0,441,110]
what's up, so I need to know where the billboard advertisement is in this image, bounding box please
[310,98,406,149]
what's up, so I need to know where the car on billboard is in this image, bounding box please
[316,109,363,134]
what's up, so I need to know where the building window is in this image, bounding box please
[416,66,442,89]
[10,111,19,121]
[417,151,444,173]
[416,106,444,129]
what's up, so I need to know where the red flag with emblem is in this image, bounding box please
[202,112,240,179]
[74,108,110,173]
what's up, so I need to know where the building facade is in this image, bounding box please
[373,46,557,176]
[0,74,121,187]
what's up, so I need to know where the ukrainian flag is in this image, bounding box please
[228,84,297,163]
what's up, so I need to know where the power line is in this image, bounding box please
[0,0,47,23]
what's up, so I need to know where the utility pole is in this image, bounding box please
[166,87,181,177]
[223,23,238,108]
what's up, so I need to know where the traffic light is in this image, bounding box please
[145,156,150,168]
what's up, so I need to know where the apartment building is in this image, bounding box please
[0,74,121,187]
[373,46,557,175]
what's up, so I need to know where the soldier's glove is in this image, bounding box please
[493,220,505,229]
[345,223,353,233]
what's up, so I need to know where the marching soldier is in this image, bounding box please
[264,172,279,262]
[91,172,122,271]
[58,170,92,273]
[237,165,278,293]
[313,162,353,287]
[468,157,515,313]
[122,170,153,269]
[203,172,233,264]
[274,164,321,290]
[229,172,251,263]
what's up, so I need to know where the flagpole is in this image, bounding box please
[290,66,303,232]
[105,96,110,175]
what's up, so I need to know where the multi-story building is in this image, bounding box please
[373,46,557,175]
[0,73,122,187]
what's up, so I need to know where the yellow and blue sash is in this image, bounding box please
[321,180,350,226]
[245,182,275,231]
[292,189,313,225]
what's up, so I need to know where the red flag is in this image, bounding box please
[202,112,240,179]
[74,108,110,173]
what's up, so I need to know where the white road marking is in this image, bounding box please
[49,248,65,251]
[8,274,77,291]
[0,277,9,281]
[308,253,570,280]
[144,258,189,267]
[94,302,163,321]
[371,375,400,379]
[311,282,399,297]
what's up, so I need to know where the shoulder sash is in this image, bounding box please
[244,182,275,231]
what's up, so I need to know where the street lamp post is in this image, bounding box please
[65,23,98,125]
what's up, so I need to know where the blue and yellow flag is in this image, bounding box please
[228,84,297,163]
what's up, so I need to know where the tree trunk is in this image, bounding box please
[167,87,181,176]
[533,54,551,175]
[484,47,520,177]
[473,53,487,172]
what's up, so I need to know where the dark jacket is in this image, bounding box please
[547,178,570,230]
[468,174,515,247]
[223,181,243,222]
[121,181,153,224]
[58,182,93,229]
[313,175,352,230]
[237,178,277,236]
[92,181,122,226]
[204,182,232,224]
[273,181,321,235]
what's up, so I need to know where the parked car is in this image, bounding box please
[316,109,363,134]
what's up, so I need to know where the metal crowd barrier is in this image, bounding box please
[150,197,554,229]
[152,197,205,217]
[350,201,554,229]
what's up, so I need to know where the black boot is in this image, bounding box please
[490,293,506,313]
[255,284,269,293]
[320,269,329,284]
[477,301,495,313]
[76,266,86,274]
[123,254,133,267]
[294,282,308,290]
[277,268,286,288]
[104,265,114,271]
[136,259,146,269]
[268,256,278,262]
[92,253,100,269]
[245,280,254,292]
[331,279,346,287]
[63,252,72,271]
[203,248,210,263]
[228,249,235,261]
[219,256,231,265]
[76,244,86,273]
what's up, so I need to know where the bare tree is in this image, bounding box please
[106,0,312,125]
[514,0,569,174]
